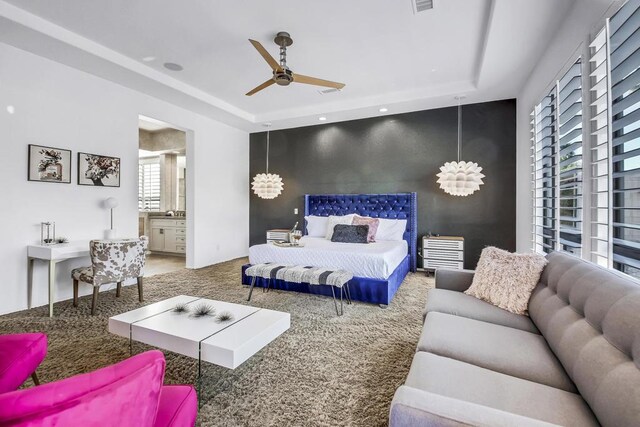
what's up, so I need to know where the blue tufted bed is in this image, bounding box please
[242,193,417,305]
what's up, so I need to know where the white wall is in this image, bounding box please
[515,0,620,252]
[0,42,249,315]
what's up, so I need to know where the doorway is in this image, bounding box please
[138,115,187,276]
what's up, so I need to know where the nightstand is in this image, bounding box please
[266,229,290,243]
[422,235,464,272]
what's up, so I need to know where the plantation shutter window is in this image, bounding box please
[530,0,640,280]
[558,61,584,256]
[532,58,584,257]
[139,159,161,212]
[610,0,640,277]
[589,25,612,268]
[532,90,558,254]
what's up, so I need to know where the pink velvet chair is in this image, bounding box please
[0,333,47,394]
[0,350,197,427]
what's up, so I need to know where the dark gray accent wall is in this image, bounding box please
[249,99,516,269]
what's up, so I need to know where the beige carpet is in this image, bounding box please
[0,258,433,426]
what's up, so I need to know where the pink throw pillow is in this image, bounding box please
[353,216,380,242]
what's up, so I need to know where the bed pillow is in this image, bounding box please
[331,224,369,244]
[464,246,548,315]
[305,215,329,237]
[353,215,380,242]
[376,218,407,241]
[325,214,355,239]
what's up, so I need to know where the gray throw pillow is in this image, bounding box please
[331,224,369,244]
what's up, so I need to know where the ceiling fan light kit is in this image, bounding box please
[246,31,345,96]
[436,98,485,197]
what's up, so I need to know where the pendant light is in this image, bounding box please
[436,97,485,197]
[252,124,284,199]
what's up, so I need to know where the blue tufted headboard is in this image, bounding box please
[304,193,417,272]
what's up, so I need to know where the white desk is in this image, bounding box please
[27,241,90,317]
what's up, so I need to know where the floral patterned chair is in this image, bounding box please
[71,237,148,315]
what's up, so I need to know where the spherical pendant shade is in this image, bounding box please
[436,161,485,197]
[252,173,284,199]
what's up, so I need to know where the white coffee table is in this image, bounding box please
[109,295,290,397]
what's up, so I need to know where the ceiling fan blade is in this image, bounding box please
[293,73,345,90]
[249,39,282,72]
[246,79,275,96]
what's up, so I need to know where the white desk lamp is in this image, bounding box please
[104,197,119,239]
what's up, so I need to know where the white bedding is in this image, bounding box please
[248,236,408,279]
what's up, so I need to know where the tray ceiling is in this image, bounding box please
[0,0,577,130]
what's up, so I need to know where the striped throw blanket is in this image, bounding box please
[245,263,353,288]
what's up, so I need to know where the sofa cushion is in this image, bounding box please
[424,288,539,334]
[405,352,598,427]
[418,312,576,392]
[528,251,640,427]
[391,386,556,427]
[434,268,475,292]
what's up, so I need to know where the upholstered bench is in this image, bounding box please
[245,263,353,315]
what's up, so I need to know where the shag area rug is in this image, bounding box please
[0,258,432,426]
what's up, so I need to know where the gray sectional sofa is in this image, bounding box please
[390,251,640,426]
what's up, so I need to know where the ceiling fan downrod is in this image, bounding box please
[274,31,293,69]
[279,45,287,69]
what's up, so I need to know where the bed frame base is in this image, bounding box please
[241,255,410,306]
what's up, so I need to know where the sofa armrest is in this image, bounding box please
[434,268,475,292]
[0,350,166,425]
[390,386,555,427]
[154,385,197,427]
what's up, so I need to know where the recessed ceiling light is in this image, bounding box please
[318,116,327,121]
[379,107,388,113]
[431,69,436,72]
[6,105,15,114]
[142,56,156,62]
[164,62,183,71]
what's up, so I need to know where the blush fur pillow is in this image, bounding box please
[464,247,548,315]
[353,215,380,242]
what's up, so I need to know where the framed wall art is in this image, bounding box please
[78,152,121,187]
[28,144,72,183]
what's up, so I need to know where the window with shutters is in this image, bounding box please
[139,158,161,212]
[531,61,583,256]
[558,62,583,256]
[588,0,640,277]
[590,26,612,268]
[532,91,558,254]
[610,0,640,277]
[529,0,640,281]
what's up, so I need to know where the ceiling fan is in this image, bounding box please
[246,31,345,96]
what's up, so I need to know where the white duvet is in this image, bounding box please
[248,236,408,279]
